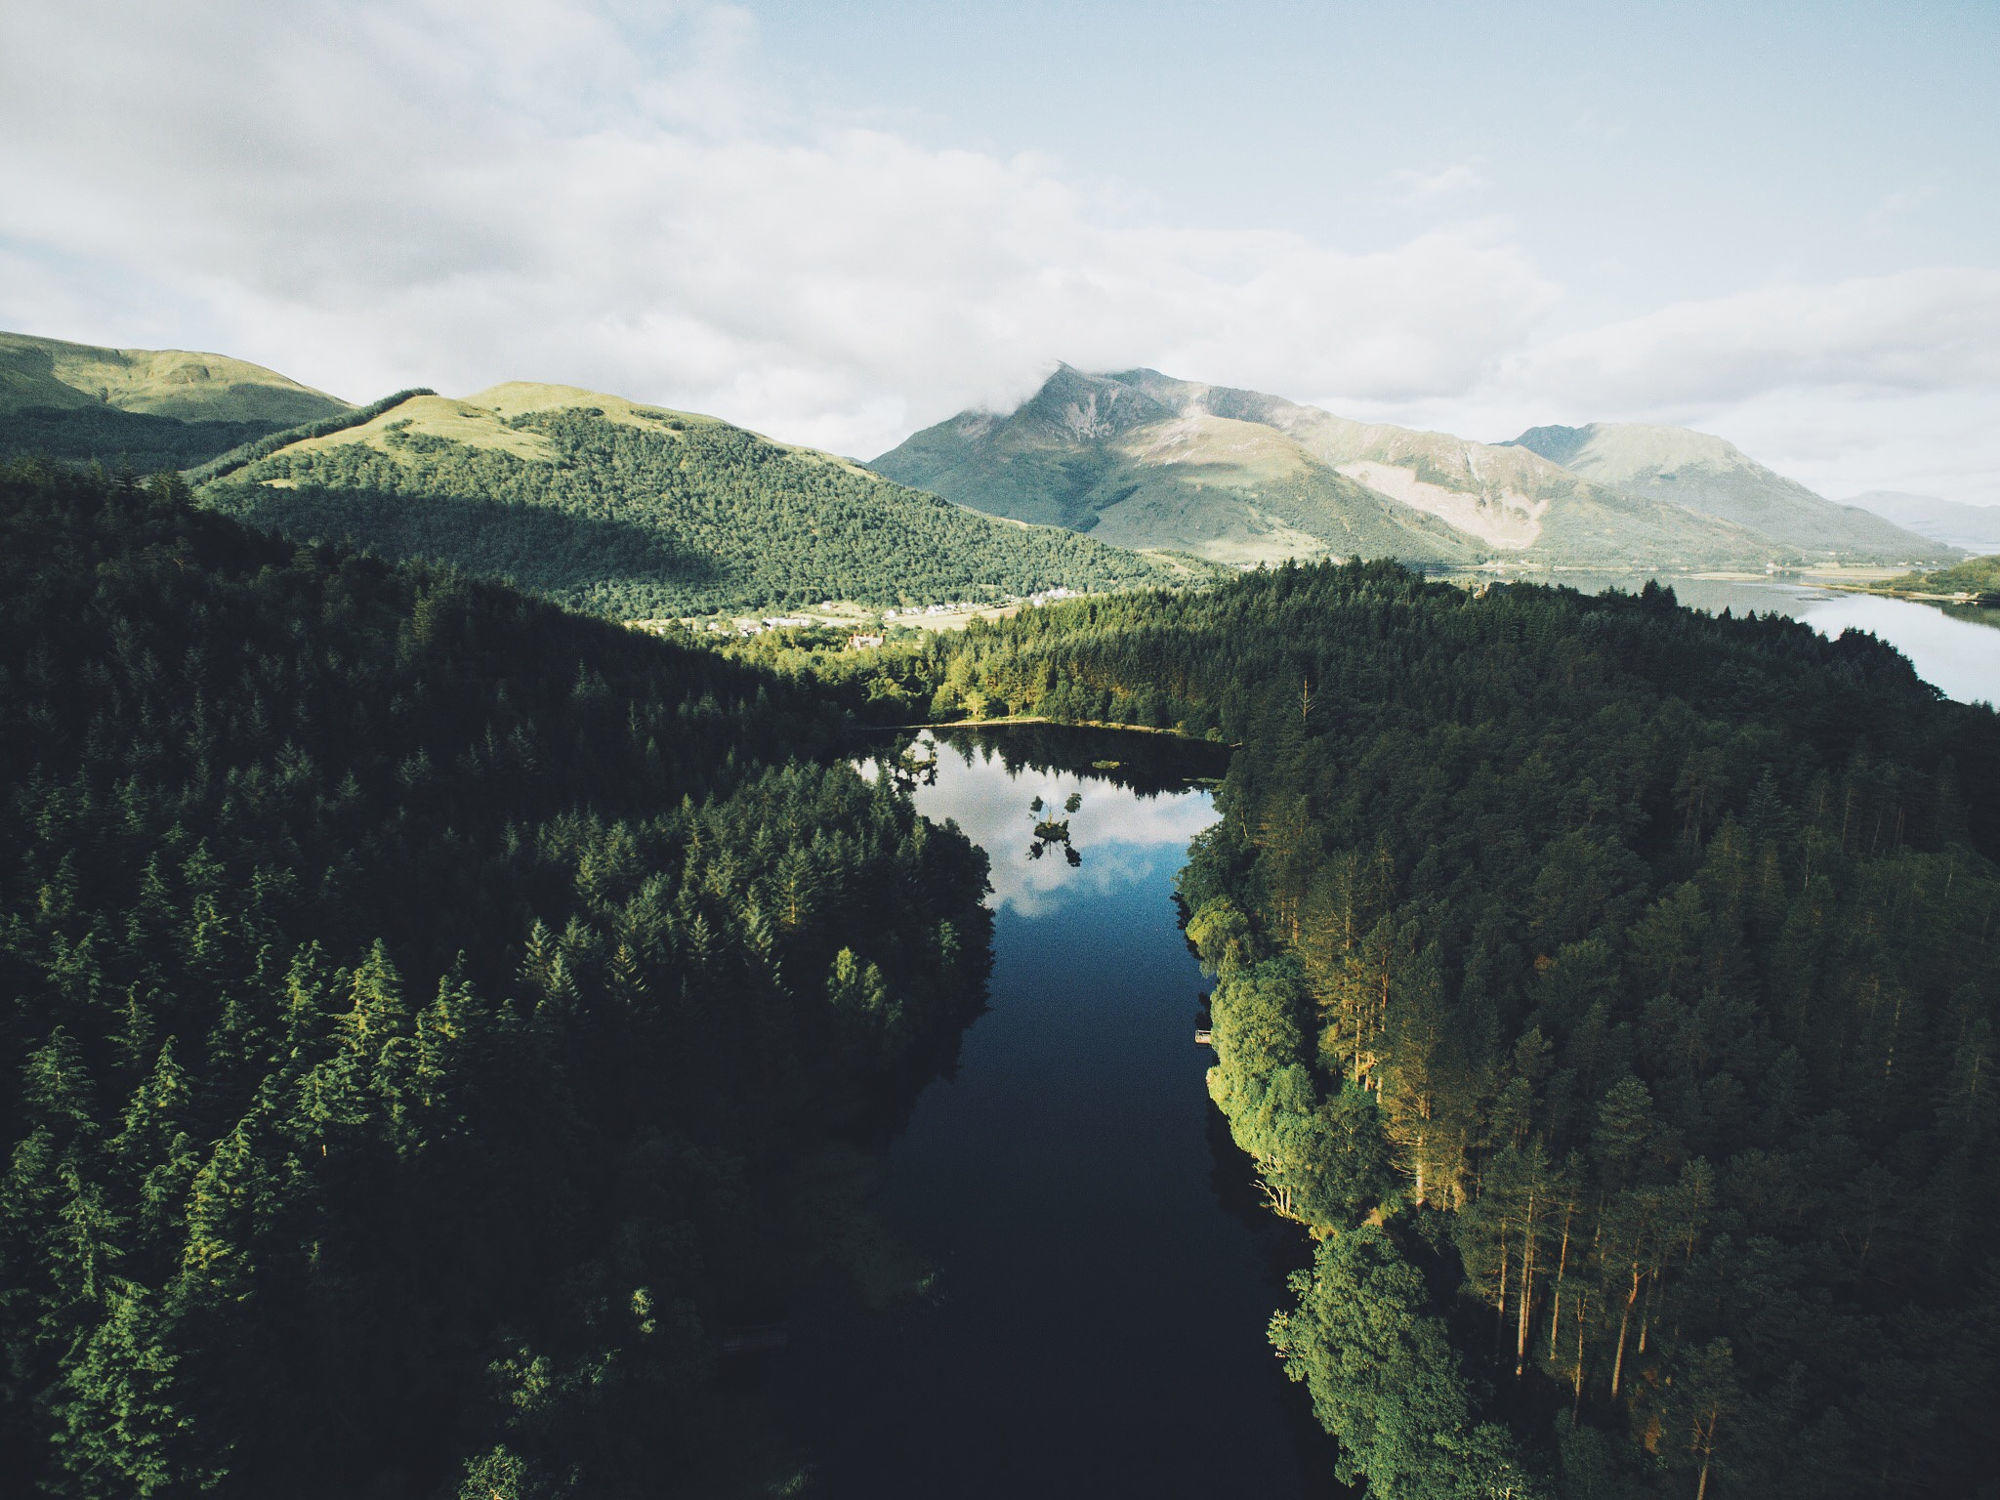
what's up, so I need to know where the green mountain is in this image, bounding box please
[0,330,353,470]
[1508,422,1952,563]
[873,366,1783,570]
[871,365,1480,566]
[198,381,1202,616]
[1846,489,2000,553]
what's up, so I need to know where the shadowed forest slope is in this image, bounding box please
[0,463,992,1498]
[198,383,1205,615]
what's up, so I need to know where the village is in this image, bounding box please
[627,585,1086,647]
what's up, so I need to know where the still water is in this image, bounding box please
[1497,574,2000,706]
[770,727,1337,1498]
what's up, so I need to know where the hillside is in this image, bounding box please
[1508,421,1951,563]
[198,381,1202,615]
[873,366,1781,570]
[0,463,990,1497]
[0,330,352,469]
[1847,490,2000,553]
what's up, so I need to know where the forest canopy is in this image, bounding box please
[0,462,992,1498]
[9,434,2000,1499]
[799,562,2000,1498]
[198,401,1203,615]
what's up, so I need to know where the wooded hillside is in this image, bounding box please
[0,463,991,1498]
[200,393,1201,615]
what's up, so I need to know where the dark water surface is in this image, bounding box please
[769,728,1337,1498]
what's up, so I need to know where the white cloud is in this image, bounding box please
[1864,173,1945,235]
[1391,160,1487,203]
[1691,386,2000,511]
[1437,271,2000,503]
[0,0,1555,456]
[1502,269,2000,409]
[0,0,1993,499]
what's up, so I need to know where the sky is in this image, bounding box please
[891,734,1219,919]
[3,0,1996,501]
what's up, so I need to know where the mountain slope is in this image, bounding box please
[1114,369,1780,568]
[0,462,991,1496]
[0,329,352,468]
[876,366,1481,566]
[1508,422,1951,562]
[874,367,1779,570]
[198,381,1202,615]
[1846,490,2000,553]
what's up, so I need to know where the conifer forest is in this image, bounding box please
[5,458,1999,1498]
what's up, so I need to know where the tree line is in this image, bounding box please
[0,408,285,474]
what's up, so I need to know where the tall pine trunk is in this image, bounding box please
[1549,1203,1573,1362]
[1515,1185,1538,1378]
[1610,1267,1641,1399]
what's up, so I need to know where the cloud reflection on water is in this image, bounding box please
[867,734,1220,919]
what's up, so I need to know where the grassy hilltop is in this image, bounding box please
[0,330,351,470]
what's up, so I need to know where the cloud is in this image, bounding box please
[1,0,1993,498]
[1424,270,2000,502]
[1391,160,1487,203]
[1500,269,2000,409]
[1864,174,1944,235]
[0,0,1555,457]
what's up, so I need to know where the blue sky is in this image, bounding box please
[756,0,1997,296]
[2,0,1995,499]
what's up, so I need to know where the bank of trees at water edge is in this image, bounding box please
[6,450,1998,1499]
[821,564,2000,1499]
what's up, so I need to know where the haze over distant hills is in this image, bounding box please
[1506,421,1946,563]
[1845,490,2000,554]
[197,380,1201,615]
[874,367,1826,570]
[0,330,353,469]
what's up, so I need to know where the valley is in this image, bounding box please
[11,6,1997,1497]
[5,341,2000,1500]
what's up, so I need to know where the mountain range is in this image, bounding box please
[873,366,1951,570]
[0,329,1966,612]
[1506,422,1937,560]
[1844,490,2000,554]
